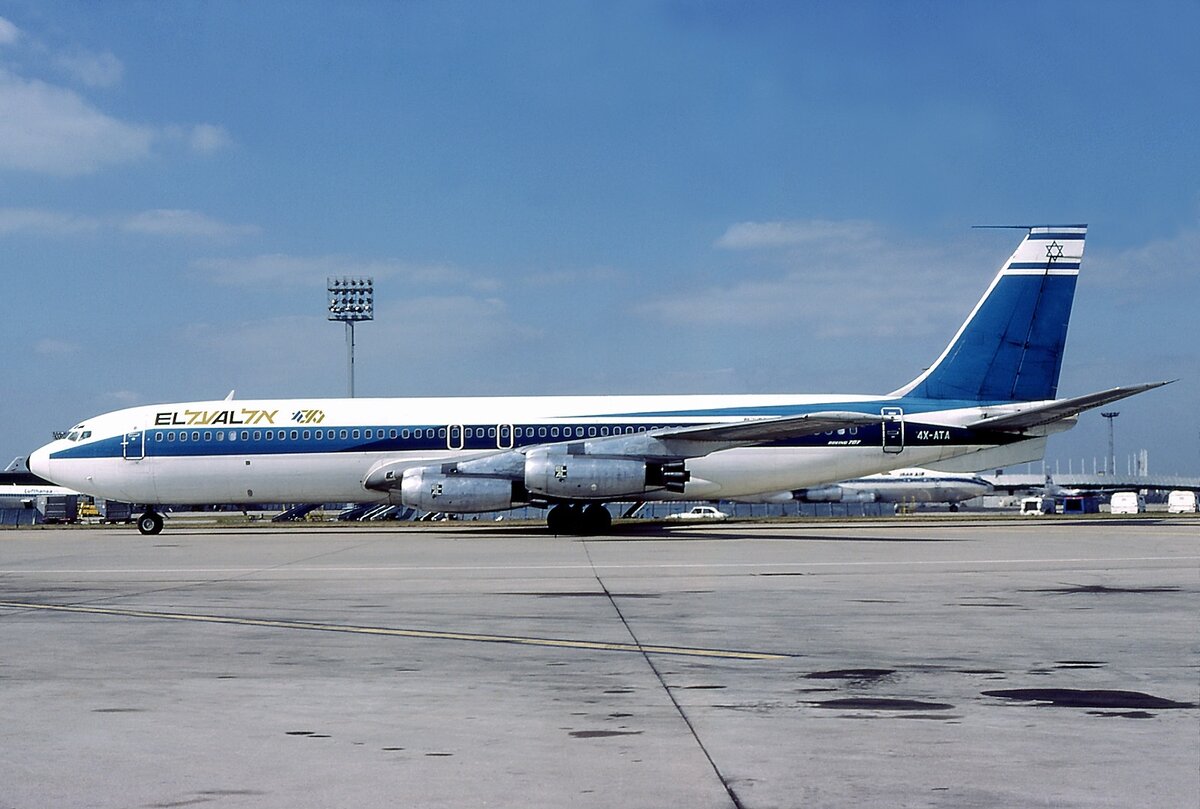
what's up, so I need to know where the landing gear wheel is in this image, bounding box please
[581,504,611,535]
[547,504,572,534]
[137,511,164,536]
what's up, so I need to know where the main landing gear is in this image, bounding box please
[546,503,612,535]
[136,510,164,535]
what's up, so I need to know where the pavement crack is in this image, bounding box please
[580,538,744,809]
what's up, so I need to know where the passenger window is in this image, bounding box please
[303,430,311,440]
[352,430,360,439]
[340,429,348,439]
[180,432,187,442]
[216,431,224,441]
[254,431,262,441]
[588,427,597,437]
[241,431,249,441]
[315,430,323,440]
[192,431,200,441]
[167,432,175,442]
[365,429,373,439]
[401,429,409,439]
[389,429,397,439]
[438,428,446,438]
[155,432,164,441]
[204,431,212,441]
[538,427,547,437]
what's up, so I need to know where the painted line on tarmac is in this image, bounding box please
[0,601,787,661]
[2,556,1197,575]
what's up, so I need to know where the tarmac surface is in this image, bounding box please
[1,517,1197,808]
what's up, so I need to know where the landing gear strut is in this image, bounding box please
[137,511,164,536]
[546,503,612,535]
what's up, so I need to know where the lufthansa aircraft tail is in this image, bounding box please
[894,225,1085,402]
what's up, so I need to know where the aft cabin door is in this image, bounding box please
[122,430,145,460]
[880,407,904,454]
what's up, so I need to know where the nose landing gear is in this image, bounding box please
[137,511,164,535]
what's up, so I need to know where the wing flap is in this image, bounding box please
[656,410,880,443]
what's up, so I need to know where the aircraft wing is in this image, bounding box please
[650,410,881,443]
[967,381,1172,431]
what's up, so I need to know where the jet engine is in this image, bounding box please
[797,485,876,503]
[399,468,519,512]
[524,450,689,500]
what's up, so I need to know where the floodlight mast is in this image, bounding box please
[327,277,374,397]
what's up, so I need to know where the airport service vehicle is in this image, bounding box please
[1020,496,1056,515]
[30,225,1169,535]
[665,506,729,521]
[1109,492,1146,515]
[796,467,992,511]
[1166,490,1197,514]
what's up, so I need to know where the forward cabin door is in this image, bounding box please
[121,430,145,460]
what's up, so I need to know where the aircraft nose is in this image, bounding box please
[28,444,51,480]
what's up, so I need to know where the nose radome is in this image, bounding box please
[28,445,51,480]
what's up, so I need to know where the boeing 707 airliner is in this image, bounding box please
[29,225,1168,534]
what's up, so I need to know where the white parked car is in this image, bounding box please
[665,506,729,521]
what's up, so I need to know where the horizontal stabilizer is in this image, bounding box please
[661,411,880,443]
[968,381,1173,431]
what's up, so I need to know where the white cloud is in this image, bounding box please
[54,49,123,88]
[0,206,258,241]
[0,16,19,46]
[188,123,232,154]
[191,253,495,290]
[715,219,877,250]
[121,209,260,241]
[0,22,231,174]
[34,338,81,356]
[642,220,992,338]
[1088,220,1200,290]
[0,68,154,175]
[0,207,100,236]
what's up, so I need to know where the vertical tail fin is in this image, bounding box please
[893,225,1085,402]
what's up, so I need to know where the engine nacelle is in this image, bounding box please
[399,468,517,513]
[798,485,875,503]
[524,452,649,500]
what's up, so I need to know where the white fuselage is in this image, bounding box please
[28,393,1040,507]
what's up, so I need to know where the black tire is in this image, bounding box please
[546,504,572,534]
[581,504,612,535]
[137,512,164,535]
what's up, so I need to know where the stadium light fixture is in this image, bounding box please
[327,277,374,397]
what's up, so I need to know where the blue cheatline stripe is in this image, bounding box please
[1007,262,1081,270]
[49,415,1030,462]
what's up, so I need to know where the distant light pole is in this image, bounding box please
[327,277,374,397]
[1100,411,1119,476]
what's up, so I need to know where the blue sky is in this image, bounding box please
[2,1,1197,474]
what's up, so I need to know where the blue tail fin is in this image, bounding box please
[894,225,1084,402]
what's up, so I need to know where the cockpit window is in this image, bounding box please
[66,431,80,441]
[80,431,91,440]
